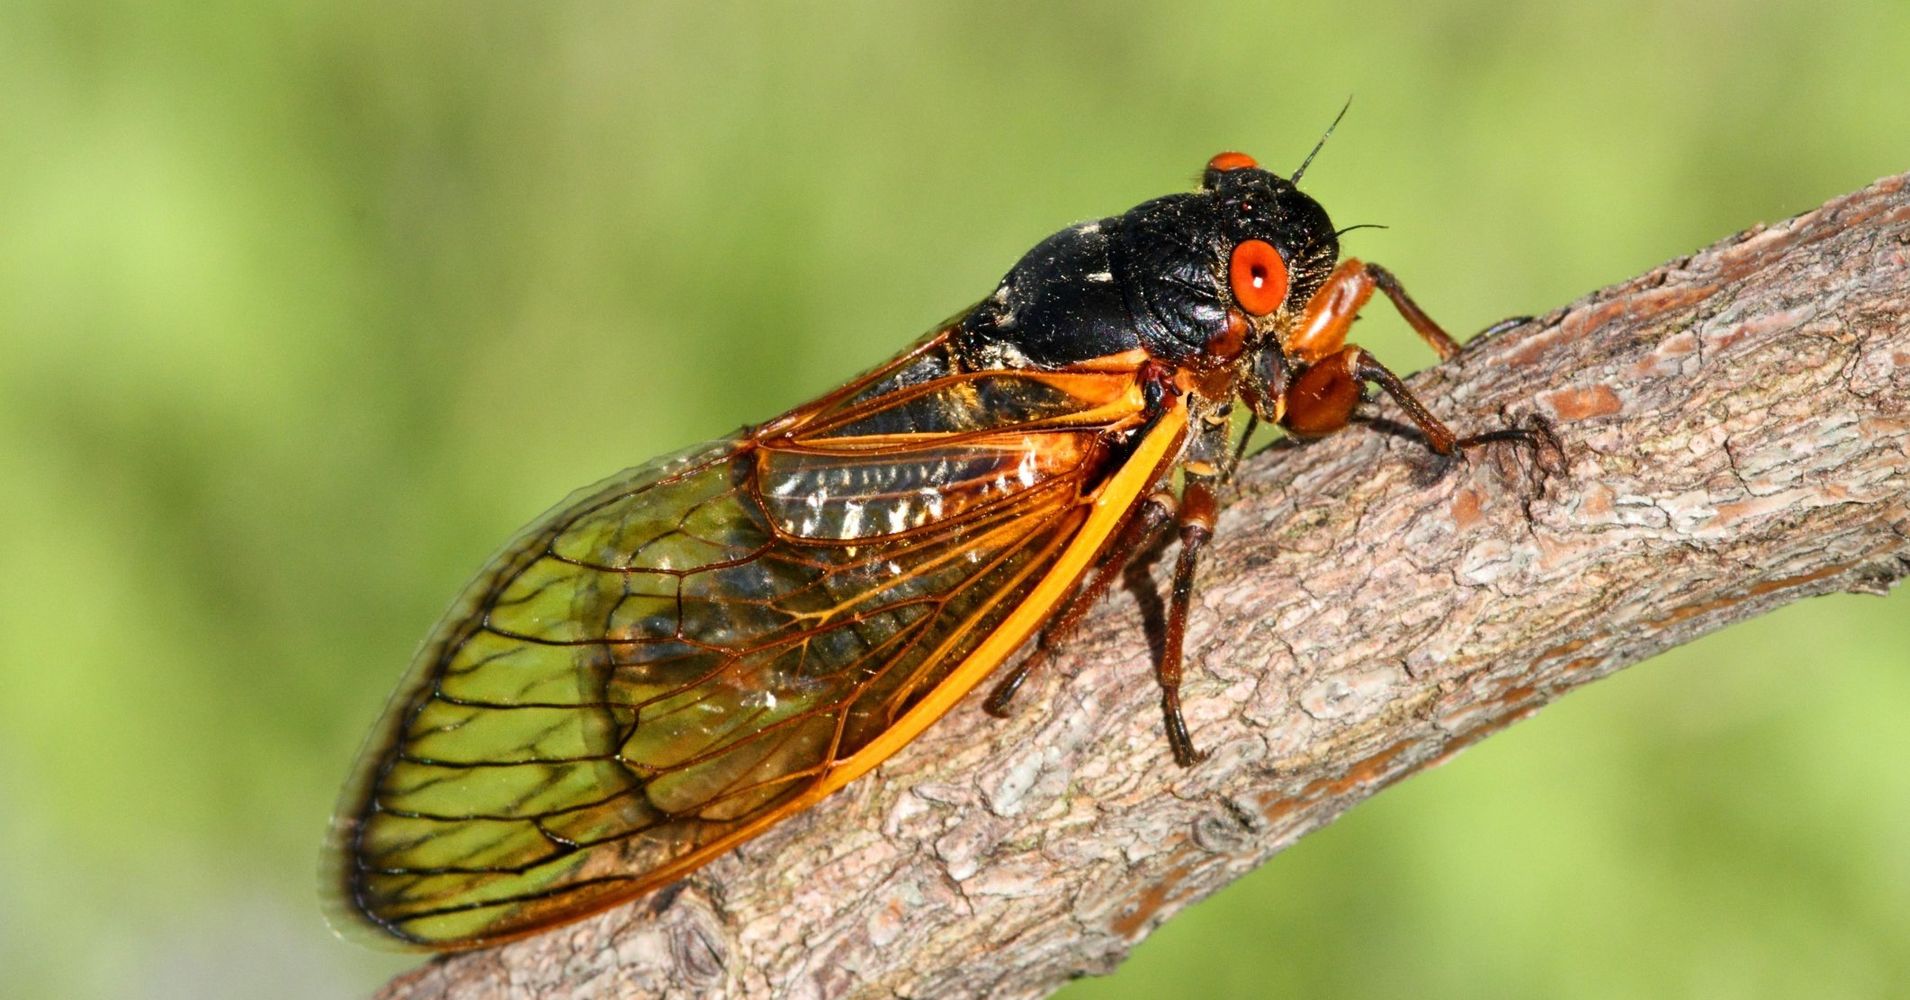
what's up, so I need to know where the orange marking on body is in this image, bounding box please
[1206,310,1249,360]
[1065,348,1152,373]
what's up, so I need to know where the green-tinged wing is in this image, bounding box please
[325,335,1150,948]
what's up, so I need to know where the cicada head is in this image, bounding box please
[1116,152,1341,368]
[1190,151,1343,423]
[957,151,1340,414]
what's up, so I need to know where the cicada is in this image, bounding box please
[327,146,1537,950]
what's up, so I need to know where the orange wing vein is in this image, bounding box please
[325,330,1186,949]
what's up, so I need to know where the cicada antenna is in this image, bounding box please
[1334,223,1389,238]
[1291,96,1353,186]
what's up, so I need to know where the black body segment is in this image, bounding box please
[961,217,1139,367]
[959,168,1340,372]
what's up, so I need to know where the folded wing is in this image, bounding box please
[327,332,1158,948]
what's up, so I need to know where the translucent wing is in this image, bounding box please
[327,332,1176,948]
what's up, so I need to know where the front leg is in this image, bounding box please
[1281,257,1546,457]
[1285,343,1544,457]
[1287,257,1524,364]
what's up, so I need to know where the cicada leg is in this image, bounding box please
[984,475,1214,768]
[986,475,1218,768]
[1366,262,1465,361]
[984,491,1176,716]
[1157,477,1218,766]
[1291,258,1530,364]
[1221,413,1260,484]
[1283,258,1546,456]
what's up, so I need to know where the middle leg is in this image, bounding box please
[984,490,1176,716]
[1157,476,1220,767]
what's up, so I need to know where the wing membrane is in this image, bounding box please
[328,331,1168,948]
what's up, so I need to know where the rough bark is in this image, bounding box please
[377,174,1910,1000]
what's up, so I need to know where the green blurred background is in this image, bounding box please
[2,2,1906,997]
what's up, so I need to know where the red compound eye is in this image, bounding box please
[1206,151,1258,173]
[1229,239,1288,316]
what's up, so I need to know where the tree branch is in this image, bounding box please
[377,174,1910,1000]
